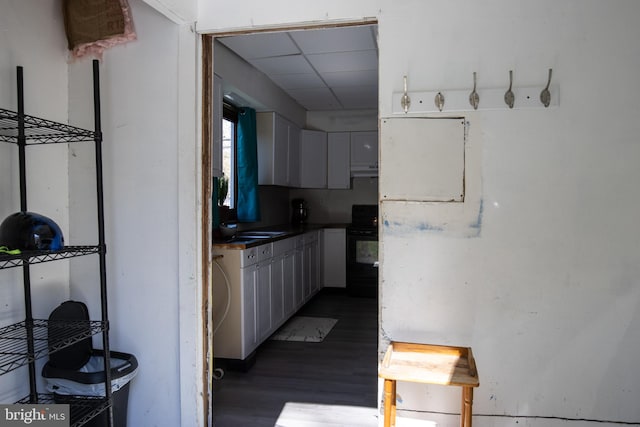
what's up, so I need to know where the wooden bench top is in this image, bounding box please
[379,342,479,387]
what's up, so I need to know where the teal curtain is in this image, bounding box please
[236,107,261,222]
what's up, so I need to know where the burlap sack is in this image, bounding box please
[63,0,126,50]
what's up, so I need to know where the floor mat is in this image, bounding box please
[271,316,338,342]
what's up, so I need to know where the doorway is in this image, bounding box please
[202,21,380,425]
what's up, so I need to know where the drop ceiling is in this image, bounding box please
[218,24,379,111]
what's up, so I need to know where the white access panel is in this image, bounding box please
[380,117,465,202]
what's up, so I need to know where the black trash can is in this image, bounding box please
[42,349,138,427]
[43,301,138,427]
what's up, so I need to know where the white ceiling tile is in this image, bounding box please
[249,55,314,75]
[321,69,378,88]
[306,50,378,74]
[218,32,299,59]
[333,86,378,109]
[287,87,342,110]
[270,73,325,89]
[218,24,379,111]
[289,25,376,54]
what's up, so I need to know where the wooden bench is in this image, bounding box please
[379,342,480,427]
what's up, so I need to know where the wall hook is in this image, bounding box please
[434,92,445,111]
[401,75,411,113]
[469,72,479,110]
[540,68,552,107]
[504,70,515,109]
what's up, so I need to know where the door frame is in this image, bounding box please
[200,18,378,424]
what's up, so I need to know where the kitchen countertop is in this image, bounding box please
[212,223,348,249]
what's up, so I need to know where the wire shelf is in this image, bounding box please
[0,246,101,269]
[0,319,107,376]
[0,108,97,145]
[15,394,111,427]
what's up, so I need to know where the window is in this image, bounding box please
[221,102,238,208]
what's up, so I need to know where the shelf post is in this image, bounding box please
[92,59,114,427]
[16,65,38,402]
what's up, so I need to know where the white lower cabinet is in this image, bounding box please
[302,231,320,300]
[282,251,295,317]
[240,264,258,357]
[293,235,305,308]
[213,233,322,361]
[256,261,272,342]
[271,238,292,332]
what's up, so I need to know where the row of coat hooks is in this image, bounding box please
[399,69,555,113]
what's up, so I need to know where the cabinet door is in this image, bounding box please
[257,112,275,185]
[350,131,378,177]
[273,116,289,186]
[327,132,350,189]
[257,112,289,186]
[309,238,320,295]
[302,243,311,301]
[241,265,257,357]
[270,255,285,330]
[257,112,300,187]
[293,246,304,309]
[300,129,327,188]
[288,123,301,188]
[282,251,295,317]
[301,231,321,301]
[256,262,272,341]
[323,228,346,288]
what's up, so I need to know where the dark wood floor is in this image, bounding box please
[212,289,379,427]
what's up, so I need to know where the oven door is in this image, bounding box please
[346,229,379,297]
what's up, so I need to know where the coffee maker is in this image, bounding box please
[291,198,308,224]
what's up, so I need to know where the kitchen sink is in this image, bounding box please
[236,230,288,239]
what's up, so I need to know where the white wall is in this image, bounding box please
[67,1,202,426]
[378,1,640,425]
[289,177,378,224]
[197,0,382,34]
[214,40,306,127]
[0,0,71,402]
[199,0,640,426]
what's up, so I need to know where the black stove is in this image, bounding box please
[348,204,379,234]
[346,204,379,297]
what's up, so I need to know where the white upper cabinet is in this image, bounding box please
[327,132,350,189]
[257,112,300,187]
[350,131,378,177]
[288,122,301,188]
[299,129,327,188]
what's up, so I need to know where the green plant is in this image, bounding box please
[217,175,229,207]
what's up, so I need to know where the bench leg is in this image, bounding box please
[383,379,396,427]
[461,386,473,427]
[391,380,396,426]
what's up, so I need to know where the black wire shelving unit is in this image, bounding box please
[0,60,114,427]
